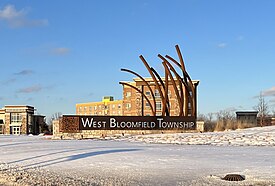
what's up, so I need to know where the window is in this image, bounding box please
[89,107,92,111]
[126,103,131,109]
[126,92,131,98]
[94,106,97,110]
[145,91,150,96]
[156,101,162,110]
[155,90,160,98]
[112,104,116,109]
[11,113,22,123]
[79,107,82,112]
[84,107,87,111]
[118,104,121,109]
[0,124,3,134]
[145,102,150,107]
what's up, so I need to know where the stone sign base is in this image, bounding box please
[53,119,204,140]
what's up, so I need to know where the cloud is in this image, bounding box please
[51,47,71,56]
[262,87,275,97]
[14,69,34,75]
[3,78,16,84]
[17,85,42,93]
[217,43,227,48]
[0,4,48,28]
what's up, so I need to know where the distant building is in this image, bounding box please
[76,78,199,117]
[0,105,46,135]
[121,78,199,116]
[236,111,258,128]
[257,116,275,127]
[76,96,123,116]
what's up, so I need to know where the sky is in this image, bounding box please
[0,0,275,120]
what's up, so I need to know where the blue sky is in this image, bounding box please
[1,0,275,119]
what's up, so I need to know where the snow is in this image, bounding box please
[1,126,275,185]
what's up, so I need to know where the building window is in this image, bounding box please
[145,91,150,96]
[0,124,3,134]
[11,113,22,123]
[145,102,150,107]
[89,107,92,111]
[155,90,160,98]
[126,92,131,98]
[156,102,162,110]
[84,107,87,112]
[79,107,82,112]
[118,104,121,109]
[126,103,131,109]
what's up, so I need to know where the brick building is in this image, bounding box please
[76,96,123,116]
[0,105,46,135]
[76,78,199,117]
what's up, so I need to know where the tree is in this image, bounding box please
[215,108,236,131]
[253,93,269,127]
[47,112,62,134]
[197,112,217,132]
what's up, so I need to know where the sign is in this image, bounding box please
[61,115,196,131]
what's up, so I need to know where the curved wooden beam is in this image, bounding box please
[165,54,196,116]
[139,55,166,116]
[119,82,155,116]
[150,67,170,116]
[159,54,186,116]
[159,55,188,116]
[162,62,183,116]
[121,68,156,115]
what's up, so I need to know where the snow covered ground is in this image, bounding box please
[0,126,275,185]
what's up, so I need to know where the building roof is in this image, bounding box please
[236,111,258,115]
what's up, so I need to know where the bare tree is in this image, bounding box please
[215,108,236,131]
[47,112,62,133]
[253,93,269,127]
[207,112,214,122]
[197,112,217,132]
[197,113,207,121]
